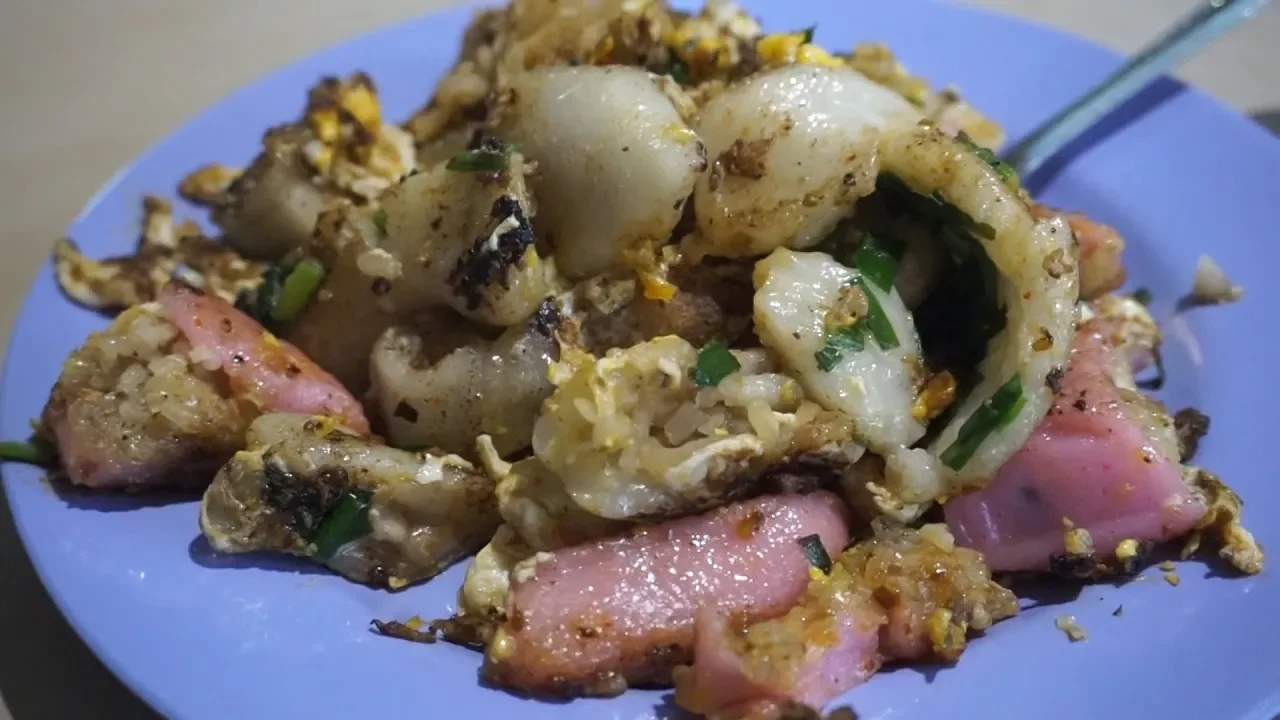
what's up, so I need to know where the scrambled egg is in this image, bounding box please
[54,196,264,311]
[182,73,415,209]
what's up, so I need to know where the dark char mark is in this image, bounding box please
[449,195,535,310]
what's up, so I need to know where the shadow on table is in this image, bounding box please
[0,487,160,720]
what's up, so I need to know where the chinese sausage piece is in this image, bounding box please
[41,282,365,490]
[482,492,851,697]
[675,524,1016,719]
[201,413,497,589]
[944,320,1209,573]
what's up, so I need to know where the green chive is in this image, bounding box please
[815,323,867,371]
[940,374,1026,470]
[813,277,898,372]
[0,440,56,467]
[692,341,741,387]
[992,162,1020,188]
[798,534,832,573]
[270,258,325,324]
[311,490,373,561]
[244,262,287,326]
[956,132,1020,189]
[860,282,900,350]
[372,209,388,236]
[447,148,510,173]
[814,345,841,372]
[666,56,690,85]
[852,234,903,292]
[1131,287,1153,306]
[799,26,816,44]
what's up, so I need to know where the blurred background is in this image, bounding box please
[0,0,1275,717]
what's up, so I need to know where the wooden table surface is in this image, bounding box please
[0,1,1275,717]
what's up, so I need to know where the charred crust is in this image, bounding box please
[1045,366,1065,393]
[366,564,390,587]
[1112,540,1155,576]
[692,141,709,173]
[1173,407,1210,462]
[466,129,505,153]
[1048,551,1100,580]
[532,298,562,338]
[316,466,350,490]
[449,195,535,310]
[430,614,496,649]
[262,458,349,537]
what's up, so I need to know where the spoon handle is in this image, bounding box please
[1002,0,1272,178]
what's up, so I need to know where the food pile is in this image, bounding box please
[19,0,1259,716]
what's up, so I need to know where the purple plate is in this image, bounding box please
[5,1,1279,718]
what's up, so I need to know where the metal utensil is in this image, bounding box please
[1003,0,1272,178]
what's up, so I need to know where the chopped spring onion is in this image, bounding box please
[311,489,373,561]
[860,282,899,350]
[882,172,1007,380]
[665,56,691,85]
[1130,287,1153,306]
[799,25,816,44]
[692,341,741,387]
[447,145,512,173]
[852,233,904,292]
[955,132,1020,189]
[798,534,833,573]
[236,261,287,329]
[877,172,998,241]
[270,258,326,324]
[0,439,56,467]
[815,323,867,372]
[372,208,389,236]
[940,374,1026,470]
[813,278,899,371]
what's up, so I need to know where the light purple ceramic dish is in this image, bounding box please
[4,1,1279,718]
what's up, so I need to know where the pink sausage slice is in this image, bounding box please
[945,323,1206,572]
[677,603,882,719]
[158,282,369,433]
[483,492,851,696]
